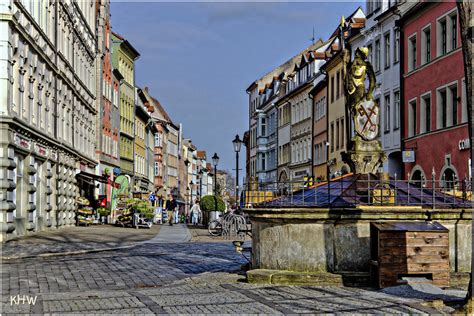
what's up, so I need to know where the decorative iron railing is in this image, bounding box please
[241,173,473,209]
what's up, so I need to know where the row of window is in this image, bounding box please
[329,117,345,153]
[329,69,344,104]
[278,104,291,127]
[407,80,467,138]
[382,91,401,133]
[314,142,328,165]
[120,136,134,160]
[118,56,134,86]
[135,155,146,176]
[291,97,312,124]
[291,137,312,164]
[278,144,291,166]
[135,119,145,140]
[314,96,327,122]
[366,29,400,74]
[408,10,458,72]
[102,134,118,159]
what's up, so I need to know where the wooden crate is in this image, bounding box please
[370,221,449,288]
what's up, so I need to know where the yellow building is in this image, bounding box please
[322,50,350,177]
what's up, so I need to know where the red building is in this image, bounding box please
[401,1,468,187]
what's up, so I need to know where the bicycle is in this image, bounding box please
[207,212,249,239]
[208,218,223,237]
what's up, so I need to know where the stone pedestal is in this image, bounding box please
[343,137,386,174]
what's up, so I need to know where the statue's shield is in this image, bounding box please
[355,98,379,141]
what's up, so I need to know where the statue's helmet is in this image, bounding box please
[357,47,369,59]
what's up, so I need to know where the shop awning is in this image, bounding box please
[76,171,108,184]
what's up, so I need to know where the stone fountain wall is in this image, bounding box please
[246,207,472,277]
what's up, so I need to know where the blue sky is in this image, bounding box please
[111,1,363,172]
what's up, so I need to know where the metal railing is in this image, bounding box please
[241,174,473,209]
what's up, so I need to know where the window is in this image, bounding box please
[437,89,447,129]
[384,94,391,132]
[451,13,457,50]
[375,39,381,72]
[154,162,159,176]
[336,120,340,150]
[422,26,431,64]
[408,99,417,137]
[340,118,345,149]
[394,30,399,63]
[450,85,458,125]
[331,76,335,103]
[408,35,417,71]
[367,44,373,64]
[330,123,334,152]
[421,94,431,133]
[336,71,340,99]
[384,33,390,68]
[462,79,467,123]
[261,117,266,136]
[438,18,447,56]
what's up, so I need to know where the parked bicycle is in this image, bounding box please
[208,212,249,240]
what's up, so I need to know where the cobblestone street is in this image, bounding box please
[0,224,450,314]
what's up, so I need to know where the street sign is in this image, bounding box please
[149,193,156,202]
[402,150,415,163]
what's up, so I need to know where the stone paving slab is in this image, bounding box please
[1,225,162,259]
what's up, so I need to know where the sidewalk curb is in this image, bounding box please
[2,224,194,261]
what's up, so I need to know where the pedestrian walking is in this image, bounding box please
[165,194,177,226]
[190,199,201,226]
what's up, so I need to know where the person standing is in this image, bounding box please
[190,199,201,226]
[166,194,177,226]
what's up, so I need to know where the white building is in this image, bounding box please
[349,0,415,176]
[0,0,99,241]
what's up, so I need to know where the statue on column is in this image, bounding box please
[342,47,386,174]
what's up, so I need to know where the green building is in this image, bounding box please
[111,32,140,188]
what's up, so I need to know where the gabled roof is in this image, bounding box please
[197,151,206,159]
[112,31,140,59]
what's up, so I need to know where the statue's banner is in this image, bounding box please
[355,98,379,141]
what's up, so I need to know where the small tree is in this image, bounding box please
[200,195,226,212]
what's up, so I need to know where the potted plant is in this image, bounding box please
[200,195,226,224]
[97,208,110,224]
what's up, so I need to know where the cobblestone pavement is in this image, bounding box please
[1,225,446,314]
[1,225,162,259]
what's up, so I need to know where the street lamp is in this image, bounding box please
[186,186,190,218]
[189,180,194,203]
[232,134,242,207]
[212,153,219,196]
[198,168,203,198]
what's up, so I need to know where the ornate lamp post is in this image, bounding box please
[189,180,194,202]
[232,135,242,207]
[186,185,190,217]
[198,169,203,199]
[212,153,219,196]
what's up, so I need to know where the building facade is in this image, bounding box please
[96,0,120,209]
[0,0,98,241]
[401,1,468,186]
[246,40,324,186]
[310,79,328,180]
[348,1,413,176]
[111,32,139,190]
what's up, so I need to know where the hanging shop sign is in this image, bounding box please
[402,150,415,163]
